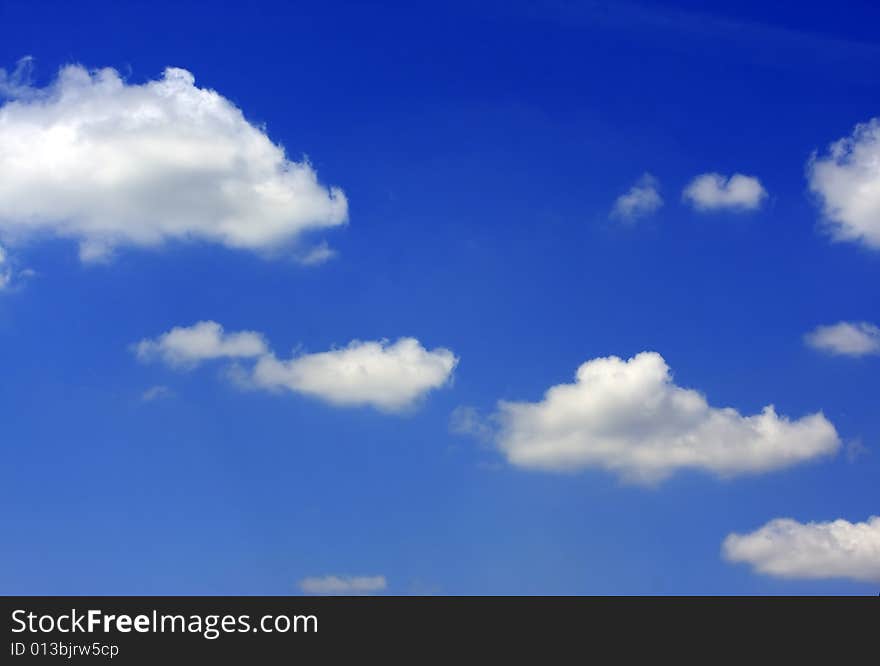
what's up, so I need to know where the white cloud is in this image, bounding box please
[807,118,880,249]
[805,321,880,357]
[493,352,839,484]
[298,575,387,595]
[135,322,457,411]
[297,241,337,266]
[141,385,172,402]
[611,173,663,221]
[0,56,34,98]
[682,173,767,211]
[723,516,880,583]
[0,63,347,262]
[0,244,10,290]
[252,338,458,411]
[0,242,32,290]
[449,405,494,442]
[845,438,869,463]
[135,321,268,368]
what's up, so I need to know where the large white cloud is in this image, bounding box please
[805,321,880,357]
[723,516,880,583]
[808,118,880,249]
[298,575,387,595]
[610,173,663,221]
[682,173,767,211]
[0,63,347,261]
[135,322,457,411]
[494,352,839,484]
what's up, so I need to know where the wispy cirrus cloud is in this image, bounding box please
[298,575,387,595]
[141,385,173,402]
[296,241,338,266]
[0,244,12,290]
[0,242,34,291]
[449,405,495,443]
[0,56,35,98]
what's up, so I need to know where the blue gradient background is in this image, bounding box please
[0,0,878,594]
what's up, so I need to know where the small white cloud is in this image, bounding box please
[807,117,880,249]
[492,352,839,484]
[298,575,387,595]
[297,241,337,266]
[845,438,869,463]
[253,338,458,412]
[723,516,880,583]
[610,173,663,221]
[134,322,457,412]
[805,321,880,357]
[0,242,32,290]
[141,385,172,402]
[0,244,10,289]
[449,406,494,443]
[0,62,347,262]
[135,321,268,368]
[682,173,767,211]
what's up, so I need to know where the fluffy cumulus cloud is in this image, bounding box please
[807,118,880,249]
[134,321,268,368]
[610,173,663,221]
[298,575,387,595]
[682,173,767,211]
[493,352,839,484]
[253,338,458,411]
[723,516,880,583]
[135,322,457,411]
[0,62,347,261]
[805,321,880,357]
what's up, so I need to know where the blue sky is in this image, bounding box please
[1,0,878,594]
